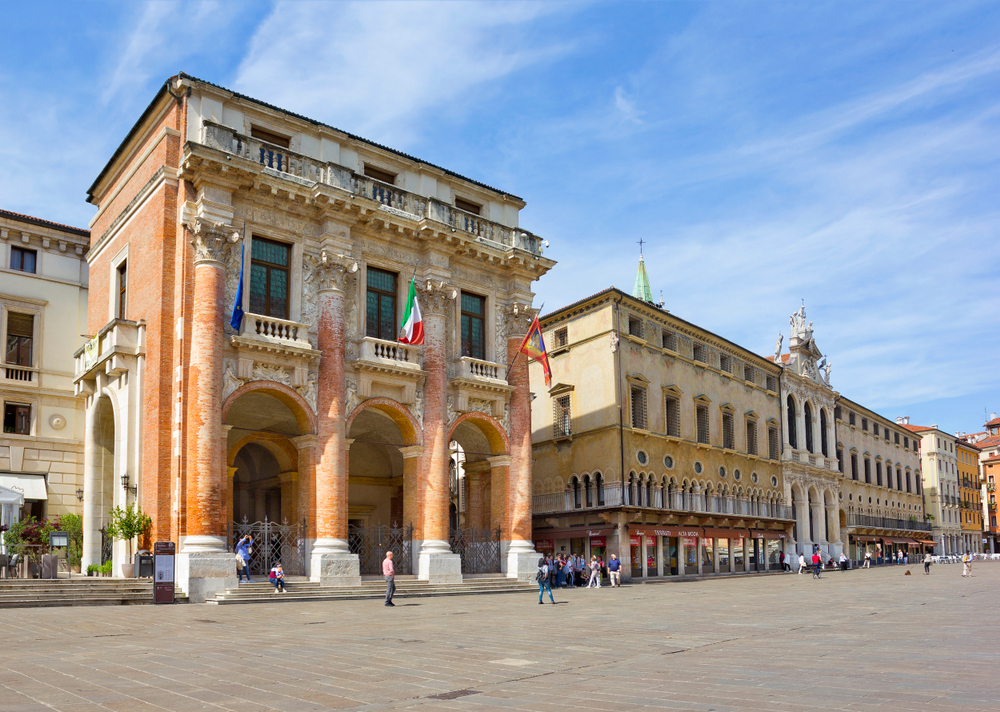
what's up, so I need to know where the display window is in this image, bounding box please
[733,537,745,571]
[683,536,698,570]
[665,537,678,575]
[630,534,642,576]
[718,538,730,570]
[702,538,714,573]
[767,538,781,568]
[747,538,757,570]
[646,535,658,576]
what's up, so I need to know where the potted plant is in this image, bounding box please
[86,564,99,577]
[100,561,113,577]
[105,503,152,578]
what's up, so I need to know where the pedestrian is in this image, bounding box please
[897,550,904,565]
[598,556,606,584]
[839,552,848,571]
[797,552,806,574]
[608,554,622,587]
[269,562,286,593]
[863,551,872,569]
[811,551,822,579]
[537,557,555,604]
[548,555,558,589]
[235,534,254,583]
[382,550,395,607]
[904,552,909,565]
[561,556,573,588]
[779,550,786,572]
[962,551,972,577]
[587,556,601,588]
[923,552,932,575]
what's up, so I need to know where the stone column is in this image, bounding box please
[488,455,509,533]
[311,249,361,585]
[81,394,102,571]
[504,303,540,581]
[416,281,462,582]
[278,471,298,524]
[219,424,234,535]
[464,461,490,530]
[177,220,240,603]
[810,501,822,553]
[795,490,810,554]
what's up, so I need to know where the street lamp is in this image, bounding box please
[121,472,137,496]
[76,488,84,502]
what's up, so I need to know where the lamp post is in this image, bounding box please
[120,473,137,497]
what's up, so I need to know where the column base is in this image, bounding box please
[310,552,362,587]
[177,544,237,604]
[505,540,539,582]
[415,540,462,583]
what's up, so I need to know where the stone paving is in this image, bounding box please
[2,562,997,712]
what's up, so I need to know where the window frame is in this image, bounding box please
[630,385,648,430]
[4,310,34,367]
[460,291,487,361]
[553,394,572,438]
[365,266,398,342]
[9,246,37,274]
[3,402,31,435]
[117,261,128,319]
[249,236,292,320]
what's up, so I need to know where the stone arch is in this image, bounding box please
[786,393,799,449]
[223,380,316,434]
[448,410,510,456]
[347,397,421,447]
[227,431,298,471]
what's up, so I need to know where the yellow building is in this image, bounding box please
[957,440,982,553]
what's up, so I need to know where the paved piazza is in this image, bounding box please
[3,565,998,712]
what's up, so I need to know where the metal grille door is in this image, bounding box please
[449,527,503,574]
[348,524,413,575]
[228,517,306,576]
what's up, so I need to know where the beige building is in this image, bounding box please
[901,422,962,554]
[956,439,982,553]
[0,209,89,529]
[530,280,791,582]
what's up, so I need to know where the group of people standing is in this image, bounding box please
[535,553,623,603]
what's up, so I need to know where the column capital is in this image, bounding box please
[292,434,318,450]
[315,248,358,292]
[501,302,538,338]
[487,454,512,467]
[227,466,238,480]
[189,218,240,266]
[399,445,424,460]
[462,460,492,476]
[419,280,457,315]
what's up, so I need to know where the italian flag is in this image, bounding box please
[398,278,424,345]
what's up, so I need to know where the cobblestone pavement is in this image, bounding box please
[2,562,997,712]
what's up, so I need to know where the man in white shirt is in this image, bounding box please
[797,552,806,574]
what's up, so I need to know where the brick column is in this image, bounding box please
[219,424,234,535]
[311,248,360,585]
[463,460,491,530]
[416,281,462,582]
[503,303,539,580]
[488,455,510,532]
[293,434,317,538]
[178,219,240,602]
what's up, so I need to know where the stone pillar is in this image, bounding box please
[795,491,810,553]
[81,394,102,571]
[225,467,237,527]
[656,536,664,576]
[810,501,822,553]
[177,220,240,603]
[220,424,234,535]
[678,538,686,576]
[311,249,361,585]
[488,455,509,532]
[464,461,490,530]
[504,303,540,581]
[415,281,462,582]
[278,471,298,524]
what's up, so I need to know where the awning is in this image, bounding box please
[749,530,788,540]
[0,474,47,500]
[535,527,612,539]
[631,525,703,538]
[918,540,937,546]
[898,537,921,545]
[703,528,750,539]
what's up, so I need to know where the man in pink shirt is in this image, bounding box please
[383,551,395,606]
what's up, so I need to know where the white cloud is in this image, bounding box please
[101,2,179,104]
[232,0,576,146]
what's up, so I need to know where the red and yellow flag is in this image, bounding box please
[517,315,551,387]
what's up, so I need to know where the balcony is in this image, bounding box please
[450,356,512,419]
[350,337,424,405]
[846,514,933,532]
[73,319,145,394]
[230,313,318,364]
[200,121,545,257]
[1,365,37,386]
[533,483,794,520]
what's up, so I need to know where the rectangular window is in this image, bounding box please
[460,292,486,360]
[3,403,30,434]
[873,423,879,437]
[664,395,680,437]
[768,426,779,460]
[864,458,871,484]
[834,405,842,420]
[849,412,856,426]
[10,246,37,273]
[837,448,844,473]
[117,261,127,319]
[743,364,754,382]
[630,386,647,430]
[722,411,734,449]
[693,343,706,363]
[554,327,568,348]
[904,436,908,448]
[364,165,397,184]
[249,238,291,319]
[5,312,34,367]
[851,453,858,480]
[746,419,758,455]
[661,329,677,351]
[876,461,883,487]
[720,354,732,373]
[765,374,776,391]
[696,404,709,444]
[250,126,290,148]
[894,432,899,445]
[454,197,481,215]
[862,418,868,432]
[365,267,397,341]
[628,315,642,338]
[553,395,571,437]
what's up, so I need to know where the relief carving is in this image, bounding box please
[467,398,493,417]
[446,395,458,424]
[252,362,292,386]
[294,371,318,412]
[409,388,424,427]
[315,249,359,292]
[495,304,509,365]
[223,243,244,337]
[300,253,318,347]
[223,359,244,401]
[421,280,458,316]
[189,218,241,264]
[501,302,536,338]
[345,377,359,415]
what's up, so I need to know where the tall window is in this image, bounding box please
[804,402,814,453]
[365,267,397,341]
[862,418,868,432]
[460,293,486,360]
[787,396,797,449]
[768,426,779,460]
[722,411,734,449]
[746,419,758,455]
[10,246,36,273]
[851,453,858,480]
[3,403,30,434]
[864,457,871,484]
[837,448,844,473]
[696,404,709,444]
[630,386,647,430]
[554,395,571,437]
[820,409,828,456]
[117,261,128,319]
[664,395,680,437]
[661,330,677,351]
[5,312,33,366]
[249,238,290,319]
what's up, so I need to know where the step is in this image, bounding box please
[208,580,535,605]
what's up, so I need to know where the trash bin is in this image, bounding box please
[135,550,154,578]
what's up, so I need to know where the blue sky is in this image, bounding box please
[2,1,998,435]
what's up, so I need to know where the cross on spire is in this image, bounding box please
[637,237,645,256]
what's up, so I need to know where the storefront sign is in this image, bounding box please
[751,530,787,539]
[589,535,606,547]
[534,539,554,550]
[632,526,700,538]
[645,535,655,546]
[703,528,750,540]
[629,534,640,547]
[682,536,698,547]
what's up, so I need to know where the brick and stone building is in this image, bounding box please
[0,209,89,533]
[74,73,553,599]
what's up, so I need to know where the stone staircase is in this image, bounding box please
[0,578,188,608]
[207,575,535,605]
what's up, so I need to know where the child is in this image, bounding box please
[269,562,286,593]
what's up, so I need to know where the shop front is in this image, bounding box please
[630,526,699,576]
[751,530,787,571]
[533,527,614,563]
[704,528,750,574]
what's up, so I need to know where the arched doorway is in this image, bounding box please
[85,395,117,568]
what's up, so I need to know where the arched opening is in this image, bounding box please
[92,395,116,566]
[348,406,407,528]
[787,395,797,449]
[820,408,828,457]
[804,402,814,453]
[233,443,283,523]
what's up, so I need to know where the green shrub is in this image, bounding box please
[99,560,113,575]
[86,564,99,574]
[106,504,152,560]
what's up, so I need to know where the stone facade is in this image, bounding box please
[956,440,983,553]
[902,423,964,555]
[74,74,553,598]
[0,209,89,528]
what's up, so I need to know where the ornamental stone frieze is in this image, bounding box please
[189,218,241,265]
[314,249,359,292]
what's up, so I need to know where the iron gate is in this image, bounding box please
[348,524,413,575]
[449,526,503,574]
[99,526,113,565]
[228,517,306,576]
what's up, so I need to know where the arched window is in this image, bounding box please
[584,475,593,508]
[787,395,797,449]
[820,409,828,457]
[595,471,605,506]
[804,402,814,453]
[571,476,581,509]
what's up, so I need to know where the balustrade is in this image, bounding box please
[456,356,502,381]
[358,336,420,367]
[242,314,311,347]
[846,514,933,532]
[532,486,792,519]
[3,366,34,383]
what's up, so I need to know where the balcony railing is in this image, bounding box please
[456,356,503,382]
[2,366,35,383]
[240,314,312,348]
[201,121,545,256]
[846,514,933,532]
[533,483,793,520]
[357,337,421,368]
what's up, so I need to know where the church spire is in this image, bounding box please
[632,239,653,302]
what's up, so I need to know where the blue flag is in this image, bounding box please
[230,241,245,331]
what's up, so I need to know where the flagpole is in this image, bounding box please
[503,303,543,383]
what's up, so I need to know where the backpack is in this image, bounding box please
[535,566,547,583]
